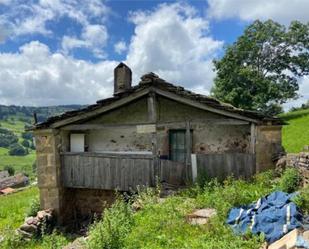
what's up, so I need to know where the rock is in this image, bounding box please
[17,228,33,239]
[63,237,87,249]
[20,224,37,233]
[25,216,35,225]
[17,209,54,240]
[186,208,217,225]
[275,156,286,170]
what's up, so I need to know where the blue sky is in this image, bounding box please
[0,0,308,108]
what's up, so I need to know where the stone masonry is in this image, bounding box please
[34,129,65,223]
[287,152,309,186]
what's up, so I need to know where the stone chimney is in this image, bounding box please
[114,62,132,95]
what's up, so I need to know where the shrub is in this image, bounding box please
[3,165,15,176]
[21,132,33,140]
[9,143,28,156]
[278,167,301,193]
[26,197,40,217]
[0,128,18,148]
[292,186,309,215]
[87,198,134,249]
[21,139,30,148]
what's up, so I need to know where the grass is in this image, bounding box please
[0,187,71,249]
[0,187,39,232]
[87,171,281,249]
[280,109,309,153]
[0,147,36,179]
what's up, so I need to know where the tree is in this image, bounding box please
[9,143,28,156]
[21,139,30,148]
[212,20,309,115]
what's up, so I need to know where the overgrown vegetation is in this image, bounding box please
[85,170,302,249]
[278,167,301,193]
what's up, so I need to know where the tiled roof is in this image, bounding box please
[33,72,283,129]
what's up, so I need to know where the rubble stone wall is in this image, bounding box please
[287,152,309,185]
[62,188,116,222]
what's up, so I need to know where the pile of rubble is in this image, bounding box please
[18,209,54,240]
[0,171,29,194]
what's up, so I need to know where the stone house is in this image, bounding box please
[32,63,283,224]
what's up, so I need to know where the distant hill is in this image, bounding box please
[0,104,84,124]
[0,104,83,178]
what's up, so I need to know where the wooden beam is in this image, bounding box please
[51,88,150,128]
[147,92,157,123]
[250,123,256,154]
[185,121,192,181]
[60,118,250,131]
[153,88,259,123]
[148,92,159,178]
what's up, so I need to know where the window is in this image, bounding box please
[70,133,85,152]
[169,130,192,163]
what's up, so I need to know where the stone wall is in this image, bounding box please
[34,129,65,223]
[287,152,309,185]
[62,188,116,223]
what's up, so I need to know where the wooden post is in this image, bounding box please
[148,92,159,181]
[250,123,256,154]
[185,121,192,181]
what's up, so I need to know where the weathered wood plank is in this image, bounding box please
[196,153,256,181]
[61,154,188,191]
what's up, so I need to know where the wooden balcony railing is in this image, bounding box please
[60,152,186,191]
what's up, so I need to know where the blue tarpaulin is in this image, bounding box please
[227,191,304,243]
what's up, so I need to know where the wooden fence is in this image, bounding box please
[196,153,256,180]
[61,152,186,191]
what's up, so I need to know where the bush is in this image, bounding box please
[87,198,134,249]
[21,139,30,148]
[9,143,28,156]
[26,197,40,217]
[278,167,301,193]
[0,128,18,148]
[3,165,15,176]
[292,186,309,215]
[21,132,33,140]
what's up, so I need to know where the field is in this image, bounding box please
[280,109,309,153]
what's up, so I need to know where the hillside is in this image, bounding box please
[0,105,82,178]
[280,108,309,153]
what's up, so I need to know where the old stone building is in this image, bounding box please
[32,62,283,224]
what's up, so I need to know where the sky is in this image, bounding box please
[0,0,308,109]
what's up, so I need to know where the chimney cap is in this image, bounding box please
[115,62,131,70]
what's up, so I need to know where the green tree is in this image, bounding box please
[212,20,309,115]
[9,143,28,156]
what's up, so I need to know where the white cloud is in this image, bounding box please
[207,0,309,24]
[114,41,127,54]
[126,3,223,92]
[0,41,117,106]
[61,24,108,58]
[283,77,309,110]
[0,0,110,57]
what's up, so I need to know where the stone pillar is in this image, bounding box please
[34,129,64,223]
